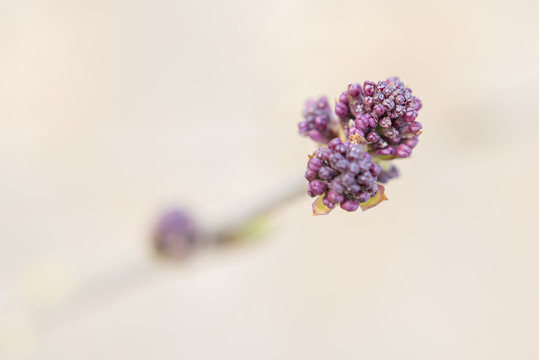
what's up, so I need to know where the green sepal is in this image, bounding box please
[359,184,388,211]
[312,194,333,216]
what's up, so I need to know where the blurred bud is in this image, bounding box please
[377,164,400,184]
[152,209,198,260]
[299,96,339,144]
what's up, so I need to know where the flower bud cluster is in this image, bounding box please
[335,77,422,158]
[298,96,339,143]
[305,138,381,212]
[300,77,423,214]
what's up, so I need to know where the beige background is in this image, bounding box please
[1,0,539,359]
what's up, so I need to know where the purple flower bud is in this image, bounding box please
[314,115,328,130]
[404,108,418,122]
[362,151,372,161]
[341,173,355,186]
[379,117,392,128]
[356,114,367,127]
[376,147,396,156]
[373,92,385,103]
[298,121,309,134]
[357,173,374,187]
[369,163,381,177]
[396,144,412,158]
[404,90,413,102]
[320,148,332,161]
[392,88,404,97]
[404,136,419,148]
[308,157,323,171]
[329,178,345,193]
[409,121,422,133]
[394,104,406,116]
[322,196,335,209]
[347,183,361,194]
[382,126,399,139]
[367,114,377,128]
[354,118,366,130]
[357,192,371,203]
[327,190,345,204]
[329,151,344,163]
[308,130,325,143]
[347,145,363,160]
[383,98,395,111]
[335,159,349,172]
[317,97,328,108]
[334,144,347,155]
[348,161,361,175]
[328,137,343,150]
[366,131,380,143]
[314,147,326,158]
[300,96,338,143]
[153,209,198,259]
[373,104,385,116]
[335,102,348,118]
[412,97,422,111]
[347,126,364,137]
[308,180,327,197]
[339,91,349,104]
[377,164,399,184]
[363,81,376,96]
[305,168,317,181]
[386,76,400,86]
[340,199,360,212]
[318,166,334,180]
[363,96,374,109]
[348,83,362,98]
[387,77,405,90]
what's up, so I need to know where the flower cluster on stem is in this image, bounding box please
[299,76,423,215]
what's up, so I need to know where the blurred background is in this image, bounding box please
[1,0,539,359]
